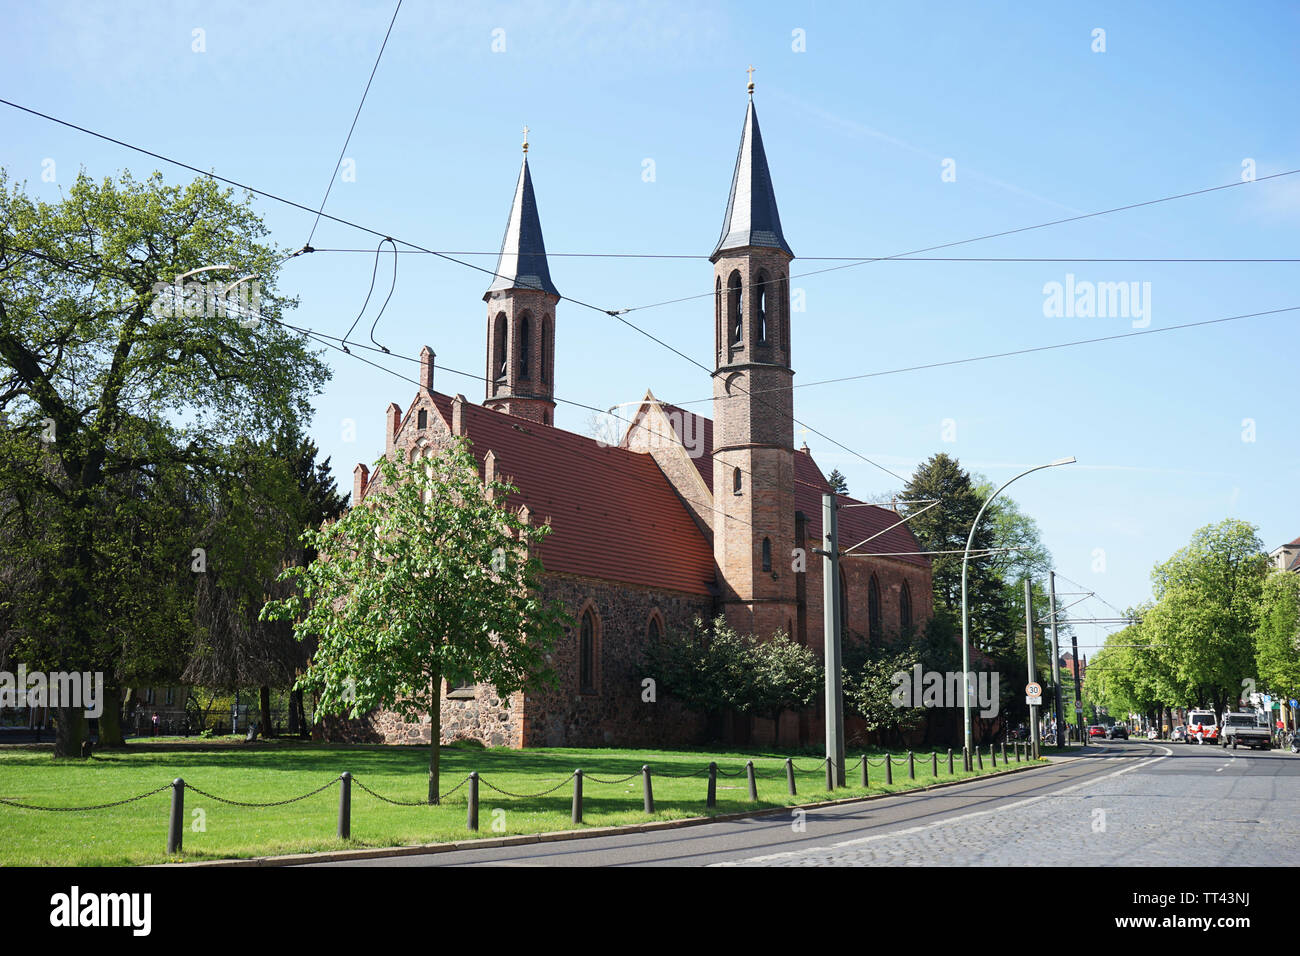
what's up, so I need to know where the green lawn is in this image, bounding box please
[0,741,1044,865]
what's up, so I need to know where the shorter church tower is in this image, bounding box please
[483,129,559,425]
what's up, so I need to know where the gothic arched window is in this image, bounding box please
[733,467,742,495]
[762,537,772,572]
[580,607,597,692]
[756,269,769,344]
[493,313,508,379]
[519,312,532,378]
[728,270,743,345]
[869,574,882,641]
[900,580,913,630]
[646,613,662,643]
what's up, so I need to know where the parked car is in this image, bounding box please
[1171,725,1186,742]
[1088,725,1107,739]
[1106,725,1129,739]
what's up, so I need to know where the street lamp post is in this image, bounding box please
[961,457,1075,756]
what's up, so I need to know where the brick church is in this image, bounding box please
[346,91,933,749]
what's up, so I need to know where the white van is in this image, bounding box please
[1186,710,1218,744]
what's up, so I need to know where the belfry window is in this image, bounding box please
[519,313,532,378]
[756,270,768,344]
[541,315,551,384]
[728,271,743,345]
[493,313,507,379]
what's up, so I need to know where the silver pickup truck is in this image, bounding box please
[1220,712,1272,750]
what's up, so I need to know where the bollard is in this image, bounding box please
[861,754,869,788]
[785,757,796,795]
[908,751,915,780]
[707,762,717,808]
[825,758,833,792]
[1001,741,1007,764]
[991,745,997,768]
[746,760,758,802]
[884,755,893,785]
[338,772,352,840]
[932,752,939,777]
[1016,742,1022,763]
[572,769,583,824]
[977,748,984,770]
[948,748,954,775]
[167,778,185,855]
[642,765,654,814]
[963,747,970,772]
[467,772,479,832]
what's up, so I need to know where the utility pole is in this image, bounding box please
[1070,628,1086,747]
[821,493,846,787]
[1025,578,1039,759]
[1048,571,1064,748]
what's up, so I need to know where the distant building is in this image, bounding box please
[1269,536,1300,573]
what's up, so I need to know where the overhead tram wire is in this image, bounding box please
[669,303,1300,407]
[304,0,404,248]
[615,166,1300,315]
[308,248,1300,264]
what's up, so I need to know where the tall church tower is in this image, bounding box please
[484,132,559,425]
[711,87,798,641]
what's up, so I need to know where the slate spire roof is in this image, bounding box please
[484,154,560,300]
[710,98,794,262]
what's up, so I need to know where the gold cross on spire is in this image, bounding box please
[522,125,529,154]
[746,64,756,95]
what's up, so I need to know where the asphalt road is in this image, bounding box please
[306,739,1300,866]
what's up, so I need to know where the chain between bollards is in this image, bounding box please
[166,778,184,855]
[338,772,351,840]
[572,769,583,824]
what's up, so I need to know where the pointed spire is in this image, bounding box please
[484,150,560,300]
[711,97,793,262]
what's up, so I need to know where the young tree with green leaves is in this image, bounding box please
[261,440,568,803]
[1255,571,1300,704]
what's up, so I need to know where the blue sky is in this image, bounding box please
[3,1,1297,651]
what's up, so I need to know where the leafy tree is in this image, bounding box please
[1145,520,1267,714]
[645,617,819,724]
[261,440,568,802]
[1255,571,1300,703]
[826,469,849,495]
[0,168,328,755]
[842,642,925,743]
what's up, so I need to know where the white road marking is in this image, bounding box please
[713,747,1172,867]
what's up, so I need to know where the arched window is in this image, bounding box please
[900,580,913,630]
[580,607,597,692]
[518,312,532,378]
[646,612,662,643]
[493,313,507,379]
[733,467,742,495]
[869,574,882,641]
[728,270,743,345]
[540,315,551,384]
[715,277,722,360]
[756,269,769,344]
[762,537,772,572]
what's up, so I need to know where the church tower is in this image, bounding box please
[483,131,559,425]
[711,84,798,641]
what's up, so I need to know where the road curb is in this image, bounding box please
[168,756,1067,867]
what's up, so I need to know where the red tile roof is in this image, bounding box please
[652,400,927,567]
[429,395,717,596]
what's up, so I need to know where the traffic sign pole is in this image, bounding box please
[1025,578,1039,759]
